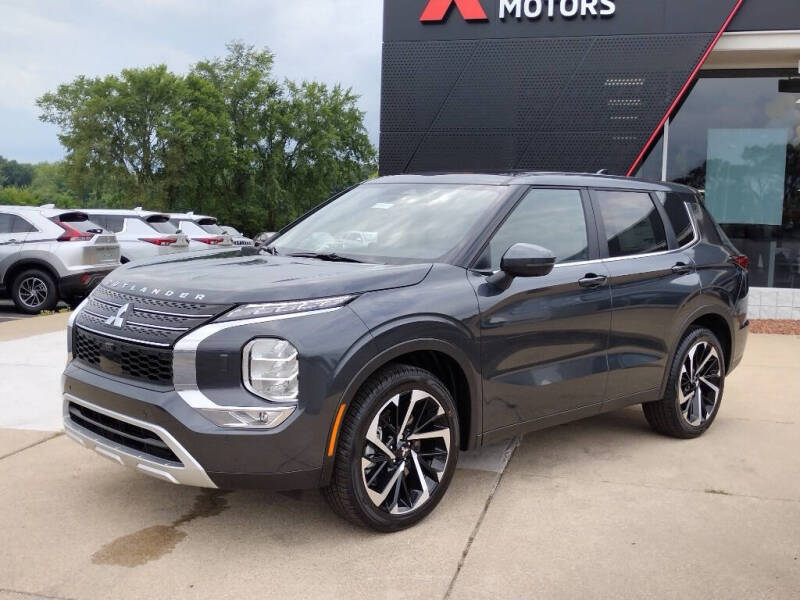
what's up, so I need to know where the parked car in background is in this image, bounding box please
[63,173,748,531]
[83,209,190,264]
[254,231,278,248]
[220,226,254,247]
[0,205,119,313]
[168,213,234,247]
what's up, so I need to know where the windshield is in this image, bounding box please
[271,183,508,263]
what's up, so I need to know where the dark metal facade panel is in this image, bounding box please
[380,0,745,176]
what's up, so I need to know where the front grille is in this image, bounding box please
[74,285,232,347]
[68,402,181,464]
[74,327,173,385]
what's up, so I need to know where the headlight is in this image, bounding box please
[243,339,299,402]
[219,295,355,322]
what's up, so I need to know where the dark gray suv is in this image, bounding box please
[62,173,749,531]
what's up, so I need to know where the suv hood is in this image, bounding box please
[102,249,433,304]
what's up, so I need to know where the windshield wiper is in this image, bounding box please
[287,252,364,263]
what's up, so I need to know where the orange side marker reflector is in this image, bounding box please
[327,404,347,457]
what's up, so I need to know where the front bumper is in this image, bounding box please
[62,361,326,490]
[64,393,217,488]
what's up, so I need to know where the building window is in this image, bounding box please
[667,71,800,289]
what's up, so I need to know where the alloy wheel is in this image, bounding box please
[18,276,49,309]
[361,389,451,515]
[678,340,722,426]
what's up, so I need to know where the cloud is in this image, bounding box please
[0,0,384,163]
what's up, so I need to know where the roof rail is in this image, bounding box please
[39,203,56,209]
[596,169,609,175]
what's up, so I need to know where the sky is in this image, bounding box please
[0,0,384,164]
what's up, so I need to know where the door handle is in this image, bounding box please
[672,262,693,274]
[579,273,608,289]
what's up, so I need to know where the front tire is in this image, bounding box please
[11,269,58,315]
[643,327,726,439]
[323,364,460,532]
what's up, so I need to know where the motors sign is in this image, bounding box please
[420,0,616,22]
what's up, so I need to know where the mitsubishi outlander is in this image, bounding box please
[63,173,749,532]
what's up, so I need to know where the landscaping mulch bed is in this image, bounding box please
[749,320,800,335]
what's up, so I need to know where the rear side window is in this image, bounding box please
[92,215,125,233]
[595,191,668,258]
[656,192,695,247]
[481,188,589,269]
[0,214,37,234]
[0,213,13,234]
[10,215,36,233]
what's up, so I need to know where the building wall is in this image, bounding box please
[379,0,799,177]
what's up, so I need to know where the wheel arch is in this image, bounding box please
[660,305,734,397]
[3,259,60,290]
[321,336,482,485]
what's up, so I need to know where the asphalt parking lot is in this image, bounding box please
[0,317,798,600]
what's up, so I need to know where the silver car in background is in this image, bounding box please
[0,205,119,313]
[83,209,190,264]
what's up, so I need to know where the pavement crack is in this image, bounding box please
[0,432,62,461]
[443,436,520,600]
[0,587,78,600]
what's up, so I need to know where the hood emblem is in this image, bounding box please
[105,303,131,329]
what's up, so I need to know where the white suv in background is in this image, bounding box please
[0,205,120,313]
[220,225,255,247]
[168,213,235,248]
[83,209,190,264]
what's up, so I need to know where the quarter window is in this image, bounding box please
[595,191,668,258]
[656,192,695,247]
[481,188,589,270]
[10,215,36,234]
[0,213,13,234]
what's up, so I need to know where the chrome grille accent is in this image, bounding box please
[74,285,232,348]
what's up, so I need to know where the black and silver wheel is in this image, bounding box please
[324,364,459,532]
[11,269,58,315]
[643,327,726,438]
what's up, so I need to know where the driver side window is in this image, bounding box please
[479,188,589,270]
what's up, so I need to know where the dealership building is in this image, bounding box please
[380,0,800,318]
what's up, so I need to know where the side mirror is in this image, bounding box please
[487,243,556,290]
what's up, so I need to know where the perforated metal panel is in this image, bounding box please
[380,1,742,176]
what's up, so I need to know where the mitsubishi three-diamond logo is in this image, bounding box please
[420,0,488,22]
[105,303,131,329]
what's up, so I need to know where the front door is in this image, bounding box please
[469,188,612,434]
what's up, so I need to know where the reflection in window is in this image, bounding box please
[482,189,589,270]
[596,191,667,258]
[668,73,800,288]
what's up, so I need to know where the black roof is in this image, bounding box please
[367,172,697,196]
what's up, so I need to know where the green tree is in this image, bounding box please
[36,42,377,235]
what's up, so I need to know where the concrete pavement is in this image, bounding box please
[0,324,798,599]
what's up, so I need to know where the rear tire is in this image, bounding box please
[323,364,459,532]
[643,327,725,439]
[11,269,58,315]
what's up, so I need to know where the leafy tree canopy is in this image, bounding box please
[29,41,375,235]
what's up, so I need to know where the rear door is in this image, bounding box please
[469,187,612,433]
[591,189,701,402]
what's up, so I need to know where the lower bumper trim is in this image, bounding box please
[63,393,217,489]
